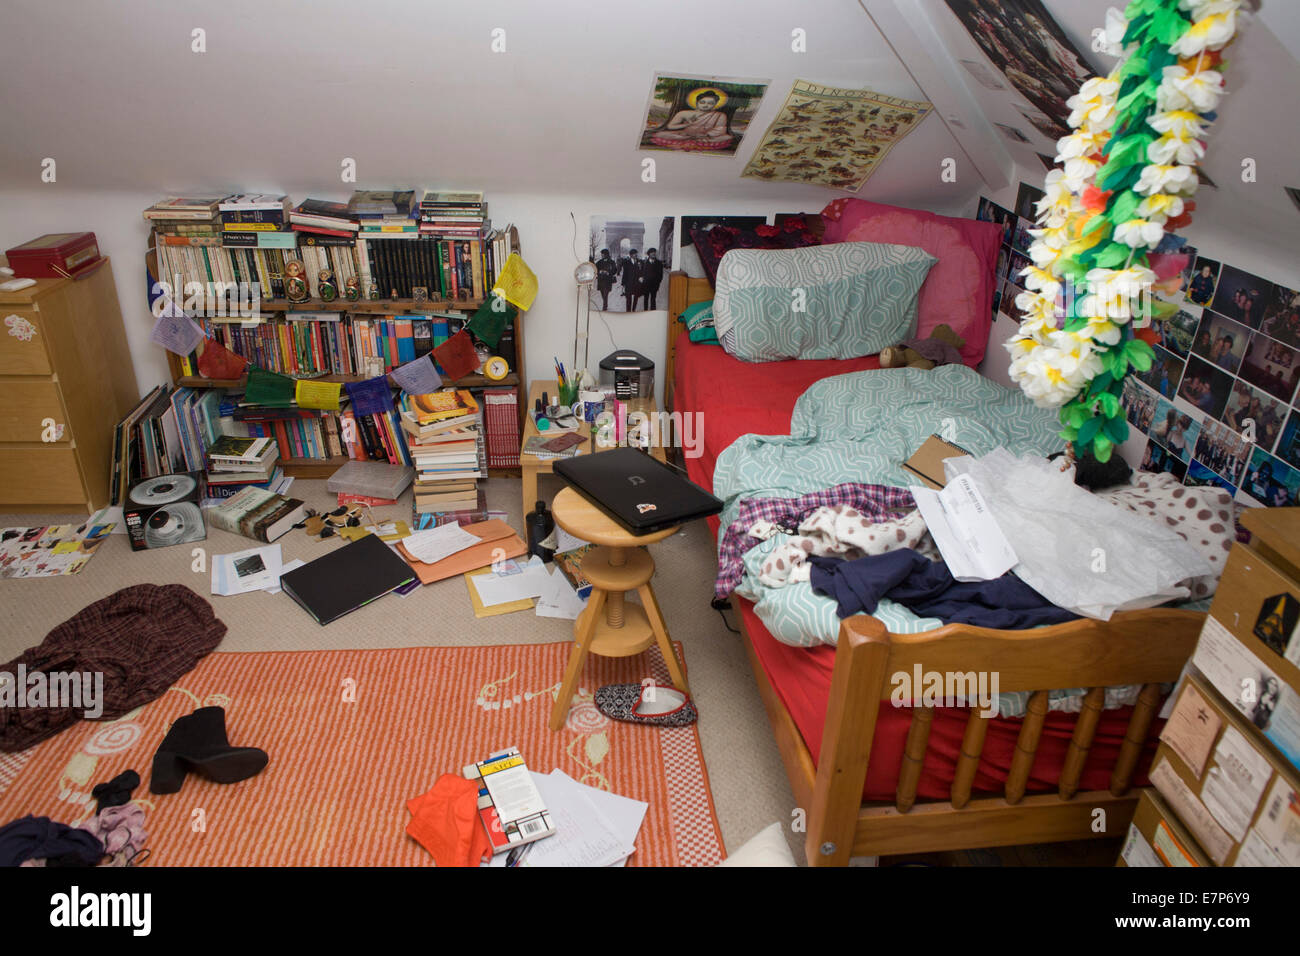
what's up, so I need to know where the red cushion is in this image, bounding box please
[820,199,1002,367]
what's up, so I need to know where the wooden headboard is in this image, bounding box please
[664,270,715,415]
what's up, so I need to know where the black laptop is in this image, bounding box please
[554,447,722,535]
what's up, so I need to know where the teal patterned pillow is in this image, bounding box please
[713,242,936,362]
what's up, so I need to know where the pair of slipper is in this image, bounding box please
[594,683,697,727]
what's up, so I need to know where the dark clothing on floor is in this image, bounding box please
[809,549,1078,630]
[0,815,103,867]
[0,584,226,752]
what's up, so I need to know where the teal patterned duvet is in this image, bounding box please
[716,365,1085,718]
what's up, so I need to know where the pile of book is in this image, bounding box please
[419,191,488,239]
[219,194,292,249]
[289,199,358,238]
[350,190,418,239]
[401,389,487,517]
[205,435,284,502]
[144,196,224,240]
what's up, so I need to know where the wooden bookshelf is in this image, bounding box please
[249,297,486,313]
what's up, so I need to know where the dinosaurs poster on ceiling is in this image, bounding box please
[740,80,931,191]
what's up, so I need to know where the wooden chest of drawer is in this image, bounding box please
[0,258,138,513]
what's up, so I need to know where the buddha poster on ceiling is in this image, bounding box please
[638,73,770,157]
[741,79,931,191]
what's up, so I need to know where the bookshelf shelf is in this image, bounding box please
[254,297,486,313]
[175,372,519,390]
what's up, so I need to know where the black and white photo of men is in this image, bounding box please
[589,216,674,313]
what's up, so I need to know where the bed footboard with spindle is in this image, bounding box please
[735,599,1205,866]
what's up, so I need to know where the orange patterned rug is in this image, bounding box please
[0,641,725,866]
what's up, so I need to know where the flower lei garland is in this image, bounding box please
[1007,0,1240,462]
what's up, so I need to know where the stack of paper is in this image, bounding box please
[470,555,552,606]
[488,770,647,867]
[402,522,479,564]
[535,567,587,620]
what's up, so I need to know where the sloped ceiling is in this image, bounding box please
[0,0,980,207]
[0,0,1294,229]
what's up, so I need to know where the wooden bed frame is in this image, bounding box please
[663,270,1207,866]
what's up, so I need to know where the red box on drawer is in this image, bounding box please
[5,232,102,279]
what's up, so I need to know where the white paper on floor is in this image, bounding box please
[470,555,551,606]
[402,521,480,564]
[211,543,283,596]
[535,567,587,620]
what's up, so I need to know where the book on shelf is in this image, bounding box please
[206,435,273,464]
[290,199,359,232]
[462,747,555,854]
[219,194,290,224]
[206,486,306,543]
[144,196,229,221]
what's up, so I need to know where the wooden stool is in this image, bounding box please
[548,487,689,731]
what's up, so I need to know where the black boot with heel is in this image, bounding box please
[149,706,269,794]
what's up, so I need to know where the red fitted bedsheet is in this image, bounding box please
[673,332,1160,802]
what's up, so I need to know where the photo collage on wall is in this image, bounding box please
[1122,254,1300,508]
[976,183,1042,321]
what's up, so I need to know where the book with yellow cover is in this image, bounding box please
[407,389,479,425]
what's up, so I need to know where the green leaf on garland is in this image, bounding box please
[1078,416,1103,449]
[1096,392,1121,418]
[1059,425,1079,444]
[1088,371,1115,397]
[1105,414,1130,445]
[1092,433,1114,463]
[1108,189,1141,225]
[1081,213,1109,236]
[1092,243,1130,268]
[1124,338,1155,372]
[1153,6,1190,44]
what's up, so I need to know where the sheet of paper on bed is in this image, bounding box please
[911,474,1016,581]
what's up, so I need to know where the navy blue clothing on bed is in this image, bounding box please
[808,549,1078,629]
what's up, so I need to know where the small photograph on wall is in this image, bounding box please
[1014,182,1045,221]
[1276,410,1300,470]
[1140,439,1187,481]
[1190,311,1250,376]
[1001,278,1025,317]
[1239,332,1300,403]
[1186,459,1238,498]
[1156,309,1200,359]
[1259,286,1300,348]
[1192,416,1252,485]
[994,245,1012,285]
[588,216,674,313]
[1149,399,1199,463]
[1186,257,1221,307]
[1177,246,1200,289]
[1210,264,1272,329]
[1222,379,1288,452]
[1010,218,1033,256]
[1240,446,1300,507]
[1122,377,1158,432]
[638,74,769,156]
[1177,355,1234,418]
[1138,344,1185,400]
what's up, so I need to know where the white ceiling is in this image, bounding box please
[1,0,1295,232]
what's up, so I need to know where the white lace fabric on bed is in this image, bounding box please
[945,448,1213,620]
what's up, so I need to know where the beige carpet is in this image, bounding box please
[0,472,803,864]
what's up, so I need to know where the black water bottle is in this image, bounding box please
[525,500,556,561]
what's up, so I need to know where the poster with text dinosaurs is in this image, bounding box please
[741,80,930,191]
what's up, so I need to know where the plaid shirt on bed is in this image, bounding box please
[715,482,917,599]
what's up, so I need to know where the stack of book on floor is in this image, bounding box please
[204,434,289,502]
[401,389,485,516]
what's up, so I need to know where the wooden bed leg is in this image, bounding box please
[1060,686,1105,800]
[1005,690,1049,805]
[806,616,891,867]
[1110,683,1163,796]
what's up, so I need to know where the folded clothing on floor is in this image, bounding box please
[0,584,227,752]
[809,549,1078,630]
[405,774,492,867]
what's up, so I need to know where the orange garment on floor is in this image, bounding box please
[405,774,492,867]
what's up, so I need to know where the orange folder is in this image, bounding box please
[396,519,527,585]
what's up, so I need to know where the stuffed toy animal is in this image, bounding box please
[879,323,966,370]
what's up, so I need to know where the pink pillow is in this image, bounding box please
[820,198,1002,367]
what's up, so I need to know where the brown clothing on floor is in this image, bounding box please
[0,584,226,752]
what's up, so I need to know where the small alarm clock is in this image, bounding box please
[483,355,510,381]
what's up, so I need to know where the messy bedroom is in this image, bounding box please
[0,0,1297,927]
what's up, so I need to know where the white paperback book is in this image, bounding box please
[910,473,1017,581]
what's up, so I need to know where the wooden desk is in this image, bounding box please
[518,380,665,516]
